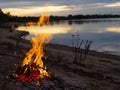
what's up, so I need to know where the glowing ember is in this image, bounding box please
[12,15,52,85]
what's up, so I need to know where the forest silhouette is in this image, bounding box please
[1,8,120,22]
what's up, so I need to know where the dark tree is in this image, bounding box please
[0,8,10,22]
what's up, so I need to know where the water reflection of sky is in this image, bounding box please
[16,18,120,55]
[17,25,71,35]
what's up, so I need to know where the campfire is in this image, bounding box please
[12,15,52,85]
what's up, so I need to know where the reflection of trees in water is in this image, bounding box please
[68,19,120,25]
[68,20,73,25]
[51,19,120,26]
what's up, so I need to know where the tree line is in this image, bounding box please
[1,8,120,22]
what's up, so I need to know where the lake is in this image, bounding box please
[16,18,120,55]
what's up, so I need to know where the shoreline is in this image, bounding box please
[46,43,120,60]
[1,24,120,60]
[1,23,120,58]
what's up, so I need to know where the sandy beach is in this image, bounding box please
[0,24,120,90]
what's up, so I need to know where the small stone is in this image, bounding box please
[15,82,21,87]
[5,76,9,79]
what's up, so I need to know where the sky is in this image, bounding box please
[0,0,120,16]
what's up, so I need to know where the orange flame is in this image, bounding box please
[22,34,51,78]
[37,16,50,26]
[12,15,52,85]
[23,16,51,75]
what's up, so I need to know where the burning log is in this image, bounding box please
[11,62,50,85]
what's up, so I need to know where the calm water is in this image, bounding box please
[16,18,120,55]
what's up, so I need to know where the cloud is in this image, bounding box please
[76,2,120,15]
[3,5,72,16]
[1,0,120,16]
[0,0,115,8]
[104,2,120,7]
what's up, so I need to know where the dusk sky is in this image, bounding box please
[0,0,120,16]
